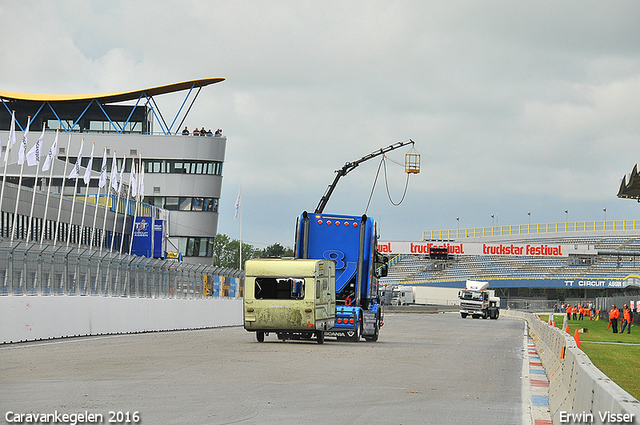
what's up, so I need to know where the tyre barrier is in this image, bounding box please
[503,310,640,424]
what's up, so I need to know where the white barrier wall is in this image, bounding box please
[503,310,640,424]
[0,295,243,343]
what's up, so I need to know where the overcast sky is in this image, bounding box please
[1,1,639,248]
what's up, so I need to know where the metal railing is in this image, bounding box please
[424,220,639,241]
[0,240,243,299]
[504,299,557,312]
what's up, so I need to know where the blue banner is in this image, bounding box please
[408,276,639,289]
[153,219,164,258]
[131,217,152,257]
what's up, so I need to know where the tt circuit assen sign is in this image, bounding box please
[377,241,593,257]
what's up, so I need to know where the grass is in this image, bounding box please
[538,314,640,400]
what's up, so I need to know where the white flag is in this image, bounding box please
[130,160,137,198]
[98,148,107,188]
[17,116,31,165]
[117,155,126,193]
[26,126,45,167]
[139,161,145,198]
[234,187,242,220]
[83,143,95,184]
[68,139,84,179]
[42,129,59,172]
[4,111,16,162]
[110,151,118,192]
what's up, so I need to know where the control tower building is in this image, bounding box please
[0,78,226,264]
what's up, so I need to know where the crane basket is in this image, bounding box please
[405,148,420,174]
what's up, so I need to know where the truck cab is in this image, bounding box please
[458,280,500,320]
[295,212,386,342]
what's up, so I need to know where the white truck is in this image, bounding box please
[458,280,500,319]
[380,285,415,306]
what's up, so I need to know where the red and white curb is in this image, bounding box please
[522,323,553,425]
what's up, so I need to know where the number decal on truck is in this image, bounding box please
[323,250,357,292]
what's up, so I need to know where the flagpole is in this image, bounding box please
[53,133,72,246]
[101,150,117,252]
[91,146,107,250]
[0,111,17,226]
[234,185,242,270]
[78,142,95,248]
[40,129,59,246]
[66,138,84,247]
[26,125,45,242]
[110,154,126,252]
[129,155,141,256]
[120,159,134,254]
[239,194,243,270]
[11,116,31,242]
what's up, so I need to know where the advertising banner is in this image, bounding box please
[378,241,594,257]
[409,277,636,289]
[130,217,152,257]
[153,219,164,258]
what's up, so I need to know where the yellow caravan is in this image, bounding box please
[243,258,336,344]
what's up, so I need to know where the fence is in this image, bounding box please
[0,240,244,299]
[503,298,557,312]
[595,293,640,322]
[424,219,640,241]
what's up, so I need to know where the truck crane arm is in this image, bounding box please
[314,139,415,214]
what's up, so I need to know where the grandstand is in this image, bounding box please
[381,220,640,293]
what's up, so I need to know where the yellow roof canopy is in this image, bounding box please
[0,78,225,104]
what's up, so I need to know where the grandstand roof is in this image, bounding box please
[617,163,640,200]
[0,78,224,104]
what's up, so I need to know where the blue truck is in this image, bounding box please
[295,211,388,342]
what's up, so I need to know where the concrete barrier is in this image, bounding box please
[0,295,242,343]
[503,310,640,424]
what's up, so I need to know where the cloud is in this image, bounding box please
[1,0,640,247]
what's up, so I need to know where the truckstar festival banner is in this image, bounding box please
[377,241,594,257]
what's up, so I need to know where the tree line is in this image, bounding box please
[212,233,295,270]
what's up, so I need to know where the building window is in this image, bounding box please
[204,198,218,212]
[165,197,179,210]
[179,197,191,211]
[143,196,219,213]
[142,159,222,175]
[192,198,204,211]
[180,237,215,257]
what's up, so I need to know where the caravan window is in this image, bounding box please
[254,277,305,300]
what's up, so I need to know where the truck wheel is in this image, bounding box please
[482,311,488,319]
[256,331,265,343]
[316,331,324,344]
[461,313,468,318]
[365,321,380,342]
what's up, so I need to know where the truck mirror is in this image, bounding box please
[379,264,388,278]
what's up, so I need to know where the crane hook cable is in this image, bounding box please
[364,155,411,214]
